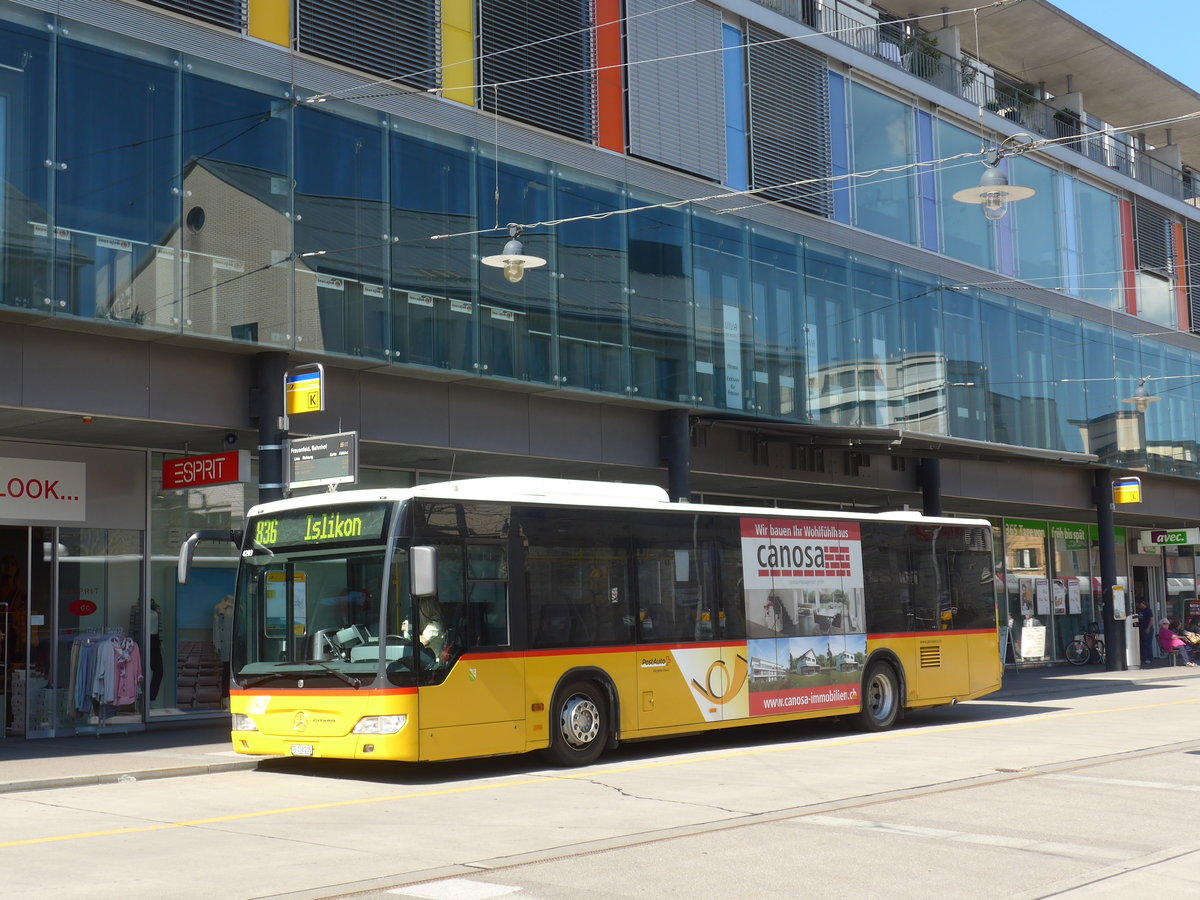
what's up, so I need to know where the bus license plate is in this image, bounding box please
[290,744,313,757]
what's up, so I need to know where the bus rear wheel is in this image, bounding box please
[856,661,900,731]
[545,680,607,767]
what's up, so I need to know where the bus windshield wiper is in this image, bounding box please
[241,663,361,689]
[302,660,362,688]
[241,672,286,688]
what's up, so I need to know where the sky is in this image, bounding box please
[1050,1,1200,92]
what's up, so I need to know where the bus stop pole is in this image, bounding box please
[1094,468,1126,671]
[254,351,289,505]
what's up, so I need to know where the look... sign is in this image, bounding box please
[162,450,251,490]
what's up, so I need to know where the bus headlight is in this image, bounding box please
[352,715,407,734]
[231,714,258,732]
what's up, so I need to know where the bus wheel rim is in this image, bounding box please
[868,673,894,718]
[560,696,600,747]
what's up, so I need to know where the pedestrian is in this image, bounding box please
[1136,599,1156,664]
[1157,618,1197,666]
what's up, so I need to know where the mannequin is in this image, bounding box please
[128,598,163,701]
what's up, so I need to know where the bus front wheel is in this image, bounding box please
[856,661,900,731]
[545,680,607,766]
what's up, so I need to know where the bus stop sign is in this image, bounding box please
[286,364,324,415]
[1112,476,1141,504]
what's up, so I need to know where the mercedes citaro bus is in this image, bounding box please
[178,477,1001,766]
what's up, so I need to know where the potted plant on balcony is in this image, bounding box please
[900,32,942,80]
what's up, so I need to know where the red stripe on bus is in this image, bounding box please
[229,687,417,696]
[868,629,997,639]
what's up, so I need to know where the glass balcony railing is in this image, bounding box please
[752,0,1197,205]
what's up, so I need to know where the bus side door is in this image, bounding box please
[419,542,526,760]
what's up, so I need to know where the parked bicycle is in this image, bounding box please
[1065,622,1105,666]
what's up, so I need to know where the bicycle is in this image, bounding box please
[1065,622,1105,666]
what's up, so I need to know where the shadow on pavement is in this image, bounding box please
[994,671,1195,703]
[252,696,1062,789]
[0,721,230,764]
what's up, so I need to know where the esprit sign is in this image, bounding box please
[162,450,250,490]
[0,458,86,522]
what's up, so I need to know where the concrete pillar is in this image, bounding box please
[661,409,691,502]
[1094,469,1126,671]
[916,457,942,517]
[253,351,289,504]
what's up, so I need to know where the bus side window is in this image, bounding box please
[523,506,632,648]
[468,579,508,646]
[632,512,703,643]
[466,545,508,647]
[861,523,912,633]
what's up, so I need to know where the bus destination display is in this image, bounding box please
[250,504,388,549]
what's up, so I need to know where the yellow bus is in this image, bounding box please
[179,477,1001,766]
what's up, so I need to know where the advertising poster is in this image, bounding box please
[1018,577,1035,616]
[1052,578,1067,616]
[1020,625,1047,660]
[1067,578,1081,615]
[1035,578,1051,615]
[740,517,866,716]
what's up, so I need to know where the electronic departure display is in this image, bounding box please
[248,503,389,549]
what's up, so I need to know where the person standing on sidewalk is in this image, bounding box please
[1136,599,1156,665]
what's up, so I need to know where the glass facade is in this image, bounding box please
[1,8,1193,478]
[848,83,915,244]
[0,10,1195,480]
[1,10,1199,477]
[1001,518,1128,665]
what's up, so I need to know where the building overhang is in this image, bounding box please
[890,0,1200,173]
[694,411,1099,465]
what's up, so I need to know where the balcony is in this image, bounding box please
[751,0,1198,206]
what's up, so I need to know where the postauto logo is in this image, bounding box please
[0,458,86,522]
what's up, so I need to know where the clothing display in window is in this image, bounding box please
[128,599,163,700]
[69,633,142,712]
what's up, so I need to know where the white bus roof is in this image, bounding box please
[247,476,989,527]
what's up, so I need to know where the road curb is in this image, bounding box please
[0,758,263,795]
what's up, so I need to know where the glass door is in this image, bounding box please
[0,525,53,737]
[56,528,145,734]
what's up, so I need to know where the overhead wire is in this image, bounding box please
[304,1,1022,105]
[431,108,1200,241]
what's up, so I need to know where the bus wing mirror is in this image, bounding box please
[411,545,438,597]
[178,529,243,584]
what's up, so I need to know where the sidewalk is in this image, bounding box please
[2,663,1198,795]
[0,719,262,794]
[995,658,1200,700]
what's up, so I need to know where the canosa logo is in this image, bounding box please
[690,654,748,704]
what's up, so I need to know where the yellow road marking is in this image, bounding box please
[4,693,1199,849]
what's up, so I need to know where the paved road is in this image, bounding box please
[2,667,1198,899]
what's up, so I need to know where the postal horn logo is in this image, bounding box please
[691,654,749,704]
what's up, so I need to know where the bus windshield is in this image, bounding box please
[232,539,415,689]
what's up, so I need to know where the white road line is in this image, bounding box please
[389,878,523,899]
[1042,772,1200,791]
[798,815,1135,861]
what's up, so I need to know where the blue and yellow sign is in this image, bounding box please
[286,365,324,415]
[1112,476,1142,504]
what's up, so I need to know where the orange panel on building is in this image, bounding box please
[595,0,624,152]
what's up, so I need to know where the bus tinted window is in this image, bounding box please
[466,545,509,647]
[862,522,996,633]
[630,512,743,644]
[861,523,912,633]
[941,526,997,631]
[523,507,633,648]
[414,501,509,539]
